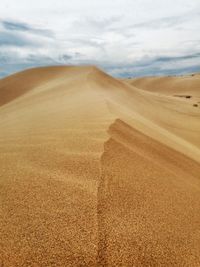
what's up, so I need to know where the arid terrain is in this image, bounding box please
[0,66,200,266]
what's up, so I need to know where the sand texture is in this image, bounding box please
[0,66,200,266]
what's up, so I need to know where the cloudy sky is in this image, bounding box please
[0,0,200,78]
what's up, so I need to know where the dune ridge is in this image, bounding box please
[97,118,200,266]
[0,66,200,266]
[124,74,200,106]
[124,74,200,96]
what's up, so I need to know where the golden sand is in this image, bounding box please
[0,66,200,266]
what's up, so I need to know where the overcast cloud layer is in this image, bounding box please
[0,0,200,78]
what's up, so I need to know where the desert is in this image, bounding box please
[0,66,200,266]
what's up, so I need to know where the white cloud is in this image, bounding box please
[0,0,200,77]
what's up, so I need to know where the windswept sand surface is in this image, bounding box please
[124,74,200,105]
[0,66,200,266]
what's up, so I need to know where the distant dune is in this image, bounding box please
[124,74,200,101]
[0,66,200,266]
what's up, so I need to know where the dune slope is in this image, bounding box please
[124,74,200,105]
[0,66,200,266]
[124,73,200,96]
[98,119,200,266]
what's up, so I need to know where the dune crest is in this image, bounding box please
[0,66,200,266]
[98,118,200,266]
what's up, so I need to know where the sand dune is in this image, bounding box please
[0,66,200,266]
[124,73,200,105]
[124,73,200,95]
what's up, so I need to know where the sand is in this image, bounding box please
[124,73,200,105]
[0,66,200,266]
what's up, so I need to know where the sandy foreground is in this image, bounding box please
[0,66,200,266]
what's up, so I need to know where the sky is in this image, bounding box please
[0,0,200,78]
